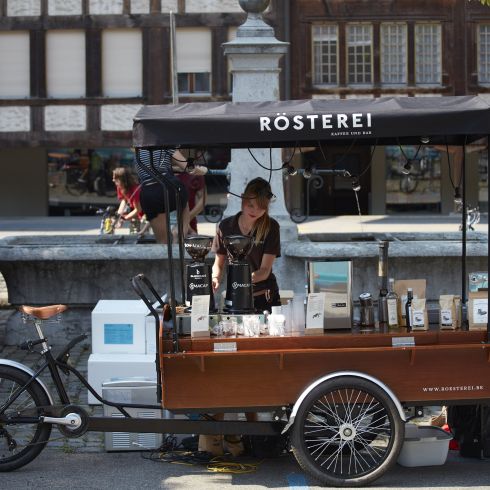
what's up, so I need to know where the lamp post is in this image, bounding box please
[222,0,297,240]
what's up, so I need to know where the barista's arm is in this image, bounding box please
[211,253,226,292]
[251,253,276,284]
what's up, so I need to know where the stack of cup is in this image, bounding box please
[291,294,306,333]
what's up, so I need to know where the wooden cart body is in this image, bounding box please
[160,330,490,411]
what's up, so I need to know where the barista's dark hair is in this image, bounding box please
[242,177,272,244]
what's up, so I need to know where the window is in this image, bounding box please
[176,28,212,95]
[415,23,441,85]
[0,31,30,98]
[177,73,210,94]
[385,145,442,213]
[47,147,134,212]
[46,30,86,98]
[312,25,338,85]
[380,23,407,85]
[347,24,372,85]
[102,29,142,97]
[478,24,490,85]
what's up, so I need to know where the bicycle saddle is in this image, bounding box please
[19,304,68,320]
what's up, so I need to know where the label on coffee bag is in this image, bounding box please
[440,308,453,327]
[412,309,425,327]
[473,299,488,324]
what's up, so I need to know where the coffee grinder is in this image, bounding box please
[184,235,215,311]
[223,234,255,313]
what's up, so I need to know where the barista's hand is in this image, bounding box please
[212,276,220,292]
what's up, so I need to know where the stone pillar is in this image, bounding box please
[223,0,297,240]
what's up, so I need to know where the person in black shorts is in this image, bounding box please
[211,177,281,312]
[135,148,207,244]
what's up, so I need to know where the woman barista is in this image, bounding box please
[211,177,281,312]
[198,178,281,455]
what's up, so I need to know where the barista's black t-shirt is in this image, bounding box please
[212,212,281,294]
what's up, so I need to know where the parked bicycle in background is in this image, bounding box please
[63,150,117,198]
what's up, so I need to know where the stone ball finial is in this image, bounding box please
[238,0,270,14]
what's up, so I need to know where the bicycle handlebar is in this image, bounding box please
[130,274,167,319]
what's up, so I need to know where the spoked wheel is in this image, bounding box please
[291,376,404,487]
[0,366,52,471]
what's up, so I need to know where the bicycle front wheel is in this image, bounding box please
[291,376,404,487]
[0,366,52,472]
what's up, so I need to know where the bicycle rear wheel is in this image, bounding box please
[0,366,52,472]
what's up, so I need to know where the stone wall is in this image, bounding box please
[0,233,487,346]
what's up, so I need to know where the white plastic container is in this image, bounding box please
[268,313,286,336]
[397,424,452,467]
[91,300,150,354]
[87,353,156,404]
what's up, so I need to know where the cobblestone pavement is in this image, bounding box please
[0,339,105,454]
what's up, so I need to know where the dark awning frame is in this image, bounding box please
[133,96,490,149]
[133,95,489,338]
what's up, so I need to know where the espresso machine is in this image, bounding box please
[223,234,255,313]
[184,235,215,312]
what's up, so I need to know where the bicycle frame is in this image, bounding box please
[0,317,284,437]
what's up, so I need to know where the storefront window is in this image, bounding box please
[385,146,442,213]
[48,148,134,214]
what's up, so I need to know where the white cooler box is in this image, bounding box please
[91,300,158,355]
[102,378,163,452]
[87,353,157,404]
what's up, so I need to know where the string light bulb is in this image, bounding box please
[282,163,297,176]
[454,187,462,205]
[351,177,361,192]
[401,160,412,175]
[303,166,313,179]
[420,136,430,144]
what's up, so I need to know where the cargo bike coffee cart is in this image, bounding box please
[1,96,489,487]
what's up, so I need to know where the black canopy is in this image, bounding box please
[133,96,490,149]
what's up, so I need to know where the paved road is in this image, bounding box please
[2,449,490,490]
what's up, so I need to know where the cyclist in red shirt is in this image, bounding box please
[112,167,148,234]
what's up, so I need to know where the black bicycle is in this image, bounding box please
[0,275,283,472]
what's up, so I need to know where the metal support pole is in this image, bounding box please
[174,189,186,305]
[136,149,181,353]
[461,144,468,330]
[487,136,489,342]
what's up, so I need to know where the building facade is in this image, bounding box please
[0,0,487,217]
[285,0,489,216]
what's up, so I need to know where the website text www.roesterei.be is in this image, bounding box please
[422,385,485,393]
